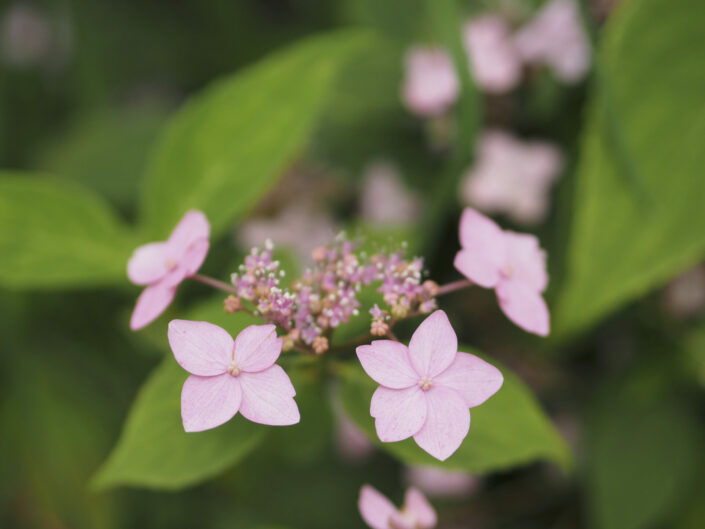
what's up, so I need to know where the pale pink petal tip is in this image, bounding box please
[129,282,176,330]
[358,485,437,529]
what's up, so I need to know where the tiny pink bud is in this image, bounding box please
[312,246,327,262]
[312,336,329,355]
[371,320,389,337]
[422,280,440,297]
[223,295,242,313]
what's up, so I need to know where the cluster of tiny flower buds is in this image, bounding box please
[227,234,438,354]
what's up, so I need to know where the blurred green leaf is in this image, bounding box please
[35,105,168,210]
[554,0,705,337]
[0,173,134,289]
[339,348,570,473]
[92,357,266,491]
[585,385,703,529]
[139,29,373,240]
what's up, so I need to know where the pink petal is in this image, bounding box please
[402,47,459,117]
[358,485,397,529]
[233,324,282,373]
[435,352,503,408]
[127,242,169,285]
[179,237,210,277]
[371,386,427,443]
[404,488,437,529]
[503,231,548,292]
[167,210,210,257]
[356,341,419,389]
[407,311,458,378]
[455,208,506,288]
[413,386,470,461]
[129,281,177,330]
[496,279,550,336]
[168,319,233,376]
[181,373,241,432]
[238,365,300,426]
[464,15,521,94]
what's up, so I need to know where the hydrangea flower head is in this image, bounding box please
[462,130,562,224]
[401,47,459,117]
[168,320,300,432]
[464,14,521,94]
[127,210,210,330]
[356,310,503,461]
[514,0,591,83]
[359,485,437,529]
[454,208,550,336]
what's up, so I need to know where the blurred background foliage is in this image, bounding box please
[1,0,704,528]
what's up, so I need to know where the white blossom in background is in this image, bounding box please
[404,466,479,499]
[359,161,421,225]
[464,14,522,94]
[238,202,337,263]
[1,3,71,69]
[401,47,459,117]
[513,0,591,83]
[663,265,705,319]
[461,130,562,225]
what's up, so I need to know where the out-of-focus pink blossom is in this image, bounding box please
[454,208,550,336]
[127,210,210,330]
[404,466,479,499]
[359,485,437,529]
[663,265,705,318]
[401,47,459,117]
[462,130,562,224]
[168,320,299,431]
[238,202,336,263]
[464,14,522,94]
[514,0,591,83]
[335,404,375,462]
[359,162,421,225]
[357,310,503,461]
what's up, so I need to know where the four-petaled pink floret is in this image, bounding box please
[127,210,210,330]
[356,310,503,461]
[168,320,300,432]
[454,207,550,336]
[358,484,437,529]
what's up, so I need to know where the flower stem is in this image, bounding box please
[190,274,240,295]
[437,278,473,296]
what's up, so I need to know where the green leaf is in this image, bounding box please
[0,173,134,289]
[554,0,705,337]
[92,357,266,491]
[338,348,570,473]
[139,29,373,239]
[584,384,703,529]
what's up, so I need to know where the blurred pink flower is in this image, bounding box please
[127,210,210,330]
[514,0,591,83]
[401,47,459,117]
[335,405,375,462]
[356,310,503,461]
[462,129,562,224]
[168,320,300,432]
[663,265,705,318]
[238,202,336,263]
[464,14,522,94]
[359,485,437,529]
[360,161,421,225]
[404,466,479,499]
[454,208,550,336]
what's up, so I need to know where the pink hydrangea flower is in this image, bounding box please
[168,320,300,432]
[401,47,459,117]
[127,210,210,330]
[454,208,550,336]
[461,129,562,224]
[356,310,503,461]
[359,485,437,529]
[464,14,522,94]
[514,0,591,83]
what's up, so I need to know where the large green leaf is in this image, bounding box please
[554,0,705,337]
[92,358,266,491]
[584,383,703,529]
[0,173,134,289]
[339,348,570,473]
[139,29,372,239]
